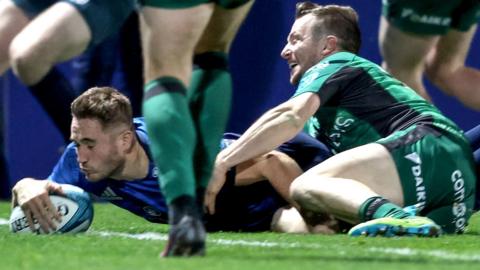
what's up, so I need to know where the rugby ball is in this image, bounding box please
[9,184,94,234]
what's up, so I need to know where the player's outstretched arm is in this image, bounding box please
[11,178,64,233]
[206,93,320,214]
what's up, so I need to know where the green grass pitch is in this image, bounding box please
[1,202,479,270]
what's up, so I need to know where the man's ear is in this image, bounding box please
[120,130,135,152]
[322,35,338,55]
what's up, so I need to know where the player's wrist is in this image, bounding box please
[215,151,231,172]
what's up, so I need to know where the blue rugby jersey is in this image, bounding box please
[48,117,332,231]
[208,132,332,232]
[48,118,169,223]
[464,124,480,211]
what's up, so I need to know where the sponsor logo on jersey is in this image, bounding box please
[451,170,467,233]
[100,187,123,200]
[329,116,354,150]
[152,166,159,178]
[404,152,426,211]
[400,8,451,27]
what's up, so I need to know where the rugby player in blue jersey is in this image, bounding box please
[11,86,335,235]
[465,125,480,211]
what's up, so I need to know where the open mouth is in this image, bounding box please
[289,63,298,69]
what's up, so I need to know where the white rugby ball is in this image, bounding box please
[9,184,94,234]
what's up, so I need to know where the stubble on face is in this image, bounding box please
[71,118,125,182]
[286,15,324,85]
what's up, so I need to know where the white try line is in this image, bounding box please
[87,230,480,262]
[89,230,310,248]
[1,218,480,262]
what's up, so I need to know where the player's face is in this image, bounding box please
[70,117,127,181]
[281,15,326,85]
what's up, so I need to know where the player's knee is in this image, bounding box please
[425,63,456,95]
[290,177,314,207]
[9,43,43,84]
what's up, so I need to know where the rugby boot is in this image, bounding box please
[161,214,206,257]
[348,216,442,237]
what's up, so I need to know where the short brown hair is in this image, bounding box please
[295,2,361,53]
[71,87,133,131]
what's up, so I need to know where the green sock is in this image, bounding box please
[189,52,232,189]
[143,77,196,204]
[359,196,411,222]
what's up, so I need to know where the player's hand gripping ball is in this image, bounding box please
[9,184,94,233]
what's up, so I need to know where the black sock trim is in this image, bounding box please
[144,77,186,102]
[364,197,389,221]
[193,52,228,70]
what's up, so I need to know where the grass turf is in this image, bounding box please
[0,202,479,270]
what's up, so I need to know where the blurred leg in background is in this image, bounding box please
[0,77,10,199]
[70,12,143,117]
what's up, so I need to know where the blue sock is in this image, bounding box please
[465,124,480,153]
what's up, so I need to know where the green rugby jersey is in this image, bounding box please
[293,52,467,154]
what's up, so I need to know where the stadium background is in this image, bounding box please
[0,0,479,197]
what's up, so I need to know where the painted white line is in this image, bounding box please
[368,247,480,262]
[89,230,480,262]
[2,219,479,262]
[91,231,168,241]
[89,230,316,248]
[0,218,8,225]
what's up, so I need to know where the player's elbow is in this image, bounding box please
[280,110,305,131]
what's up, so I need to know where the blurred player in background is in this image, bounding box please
[0,93,8,199]
[70,11,144,118]
[0,0,135,140]
[138,0,254,256]
[379,0,480,109]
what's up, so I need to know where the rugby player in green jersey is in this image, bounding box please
[138,0,253,257]
[207,2,476,238]
[0,0,135,140]
[380,0,480,109]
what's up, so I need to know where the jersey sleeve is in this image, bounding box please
[47,143,82,185]
[293,53,355,105]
